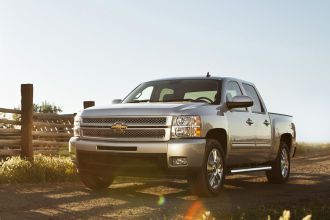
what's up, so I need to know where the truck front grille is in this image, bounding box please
[80,116,171,141]
[82,128,166,139]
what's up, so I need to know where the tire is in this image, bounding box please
[266,142,290,184]
[79,171,114,190]
[188,139,226,197]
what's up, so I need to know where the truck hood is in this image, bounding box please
[80,103,208,117]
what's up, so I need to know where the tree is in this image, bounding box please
[10,101,63,124]
[33,101,62,114]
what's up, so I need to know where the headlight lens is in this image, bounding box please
[73,116,81,137]
[171,116,201,138]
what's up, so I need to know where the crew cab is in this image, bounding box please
[69,76,296,196]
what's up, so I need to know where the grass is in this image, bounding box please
[0,155,78,183]
[182,202,320,220]
[198,197,328,220]
[296,142,330,155]
[227,198,328,220]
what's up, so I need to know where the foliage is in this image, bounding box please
[0,156,78,183]
[33,101,62,114]
[9,101,63,123]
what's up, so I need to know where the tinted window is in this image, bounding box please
[226,81,246,111]
[243,84,264,113]
[124,80,220,104]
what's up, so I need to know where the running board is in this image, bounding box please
[230,166,272,174]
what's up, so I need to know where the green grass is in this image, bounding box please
[0,155,78,183]
[58,145,70,157]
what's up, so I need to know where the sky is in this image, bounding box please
[0,0,329,142]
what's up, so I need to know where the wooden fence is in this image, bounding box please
[0,84,91,159]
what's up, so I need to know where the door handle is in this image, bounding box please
[264,120,270,126]
[246,118,254,125]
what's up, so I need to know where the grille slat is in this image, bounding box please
[82,117,167,125]
[82,128,165,139]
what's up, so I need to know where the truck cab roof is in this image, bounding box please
[147,76,255,87]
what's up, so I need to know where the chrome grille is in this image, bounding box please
[80,116,171,141]
[82,117,167,125]
[82,128,166,139]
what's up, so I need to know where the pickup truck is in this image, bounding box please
[69,76,296,196]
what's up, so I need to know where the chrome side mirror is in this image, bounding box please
[227,95,253,109]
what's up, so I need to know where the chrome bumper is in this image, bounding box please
[69,137,206,169]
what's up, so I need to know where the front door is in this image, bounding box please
[224,81,256,166]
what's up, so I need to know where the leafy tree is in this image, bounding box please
[10,101,63,123]
[33,101,62,114]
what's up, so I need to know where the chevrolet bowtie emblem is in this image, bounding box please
[111,123,128,133]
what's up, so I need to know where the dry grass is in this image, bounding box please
[0,155,78,183]
[296,142,330,155]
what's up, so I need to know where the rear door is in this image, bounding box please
[242,83,272,163]
[224,81,256,165]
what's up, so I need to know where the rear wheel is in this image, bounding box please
[79,171,114,190]
[266,142,290,184]
[188,139,225,197]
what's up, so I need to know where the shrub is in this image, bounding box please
[0,155,78,183]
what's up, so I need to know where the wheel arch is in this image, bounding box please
[205,128,228,155]
[280,133,293,155]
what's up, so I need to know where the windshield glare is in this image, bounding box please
[123,79,221,104]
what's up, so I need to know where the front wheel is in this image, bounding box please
[188,139,225,197]
[266,142,290,184]
[79,171,114,190]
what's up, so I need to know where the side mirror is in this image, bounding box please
[227,95,253,109]
[112,99,122,104]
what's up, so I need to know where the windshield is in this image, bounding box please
[123,79,221,104]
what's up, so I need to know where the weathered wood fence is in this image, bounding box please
[0,84,93,159]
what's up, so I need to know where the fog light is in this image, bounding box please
[171,157,188,166]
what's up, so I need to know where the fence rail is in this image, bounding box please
[33,112,75,119]
[0,108,21,114]
[0,84,87,158]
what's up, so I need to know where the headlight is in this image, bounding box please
[73,116,81,137]
[171,116,201,138]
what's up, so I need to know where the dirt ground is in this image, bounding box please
[0,151,329,220]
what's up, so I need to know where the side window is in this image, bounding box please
[242,84,264,113]
[226,81,246,111]
[133,86,154,101]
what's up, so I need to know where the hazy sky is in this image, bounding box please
[0,1,329,142]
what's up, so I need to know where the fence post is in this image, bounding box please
[21,84,33,160]
[83,101,95,109]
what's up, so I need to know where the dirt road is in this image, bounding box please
[0,151,329,219]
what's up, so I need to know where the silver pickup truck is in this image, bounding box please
[69,76,296,196]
